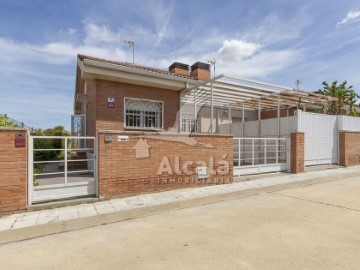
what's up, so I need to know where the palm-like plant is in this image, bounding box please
[319,80,359,116]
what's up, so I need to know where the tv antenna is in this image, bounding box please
[208,58,216,78]
[124,39,135,64]
[295,79,302,91]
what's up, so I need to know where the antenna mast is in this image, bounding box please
[208,58,216,78]
[124,39,135,64]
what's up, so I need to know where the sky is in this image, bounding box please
[0,0,360,129]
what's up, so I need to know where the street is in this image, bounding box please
[1,175,360,269]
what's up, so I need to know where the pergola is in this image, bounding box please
[180,74,337,133]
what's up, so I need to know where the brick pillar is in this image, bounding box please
[0,128,28,212]
[339,131,360,167]
[290,132,304,174]
[339,132,346,167]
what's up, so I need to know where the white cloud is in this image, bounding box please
[152,0,175,51]
[218,49,302,77]
[337,7,360,27]
[218,40,262,62]
[0,23,129,65]
[83,23,120,45]
[66,28,77,36]
[243,11,311,45]
[153,39,301,78]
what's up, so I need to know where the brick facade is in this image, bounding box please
[339,131,360,167]
[169,67,189,76]
[190,68,210,80]
[261,108,297,120]
[84,80,181,136]
[290,132,304,173]
[0,128,28,212]
[98,131,233,199]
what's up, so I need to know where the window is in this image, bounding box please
[181,113,200,133]
[125,98,163,129]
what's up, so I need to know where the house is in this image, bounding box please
[73,54,260,137]
[72,54,360,178]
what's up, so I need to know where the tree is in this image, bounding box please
[0,114,15,127]
[33,125,70,162]
[319,80,359,116]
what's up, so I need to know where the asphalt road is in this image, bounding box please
[1,175,360,270]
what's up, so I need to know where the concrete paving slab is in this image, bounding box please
[78,210,98,218]
[36,216,58,225]
[58,214,79,221]
[0,220,15,231]
[12,218,37,229]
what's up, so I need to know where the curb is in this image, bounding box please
[0,171,358,245]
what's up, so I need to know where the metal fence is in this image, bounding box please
[233,137,288,176]
[28,136,96,204]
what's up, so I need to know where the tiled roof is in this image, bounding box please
[78,54,198,80]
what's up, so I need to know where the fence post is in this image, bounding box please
[238,138,241,166]
[264,139,267,164]
[252,138,255,166]
[64,137,68,184]
[28,136,34,206]
[275,138,279,164]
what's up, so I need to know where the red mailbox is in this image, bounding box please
[15,133,26,147]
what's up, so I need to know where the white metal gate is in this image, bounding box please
[233,137,289,176]
[297,111,338,166]
[28,136,97,204]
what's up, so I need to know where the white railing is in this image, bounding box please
[233,137,288,176]
[217,116,297,137]
[28,136,97,204]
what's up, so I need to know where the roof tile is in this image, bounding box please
[78,54,198,80]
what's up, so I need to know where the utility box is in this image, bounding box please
[195,166,209,179]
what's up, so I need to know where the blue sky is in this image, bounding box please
[1,0,360,129]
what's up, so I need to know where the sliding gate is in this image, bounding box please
[233,137,289,176]
[28,136,97,204]
[297,111,338,166]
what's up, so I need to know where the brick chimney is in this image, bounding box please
[169,62,189,76]
[190,62,211,80]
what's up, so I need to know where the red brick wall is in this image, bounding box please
[98,131,233,199]
[261,108,297,120]
[170,67,189,76]
[0,128,27,212]
[85,79,97,137]
[95,80,180,132]
[290,132,304,173]
[190,68,210,80]
[339,131,360,167]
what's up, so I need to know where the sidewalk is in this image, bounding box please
[1,166,359,245]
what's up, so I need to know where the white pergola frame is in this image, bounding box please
[179,74,337,134]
